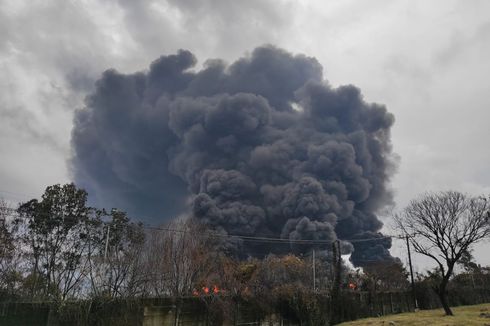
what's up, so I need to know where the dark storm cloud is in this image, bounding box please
[71,45,396,264]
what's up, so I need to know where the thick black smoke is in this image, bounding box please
[71,46,396,265]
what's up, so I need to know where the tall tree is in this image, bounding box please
[395,191,490,315]
[143,219,218,297]
[0,199,13,263]
[87,209,146,298]
[16,183,92,300]
[0,199,18,296]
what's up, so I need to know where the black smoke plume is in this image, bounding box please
[71,46,396,265]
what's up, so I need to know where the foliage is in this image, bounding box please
[0,199,17,297]
[273,284,329,325]
[362,261,410,292]
[1,184,148,301]
[16,184,92,300]
[1,184,490,325]
[0,199,14,261]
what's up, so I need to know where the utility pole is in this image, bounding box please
[331,240,342,324]
[312,248,316,291]
[405,235,418,309]
[334,240,341,291]
[104,224,111,262]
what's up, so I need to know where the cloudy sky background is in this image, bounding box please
[1,0,489,270]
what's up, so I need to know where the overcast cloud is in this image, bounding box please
[1,0,489,267]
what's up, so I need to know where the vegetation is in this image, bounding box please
[338,303,490,326]
[1,184,146,300]
[0,184,489,324]
[395,191,490,315]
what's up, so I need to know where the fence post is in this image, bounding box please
[389,292,394,313]
[380,293,385,315]
[357,292,362,318]
[405,292,410,312]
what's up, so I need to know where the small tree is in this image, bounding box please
[395,191,490,315]
[362,261,410,292]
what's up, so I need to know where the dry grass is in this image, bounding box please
[337,303,490,326]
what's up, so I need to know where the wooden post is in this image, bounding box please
[312,248,316,291]
[331,240,342,324]
[380,294,385,315]
[389,292,394,313]
[103,224,110,262]
[406,235,418,309]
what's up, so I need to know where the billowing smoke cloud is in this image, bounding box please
[71,46,396,265]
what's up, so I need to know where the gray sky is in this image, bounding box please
[1,0,489,269]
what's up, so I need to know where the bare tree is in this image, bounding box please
[142,218,218,297]
[395,191,490,315]
[86,209,146,298]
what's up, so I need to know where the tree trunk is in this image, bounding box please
[438,279,453,316]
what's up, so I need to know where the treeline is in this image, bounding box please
[1,184,490,323]
[0,184,411,303]
[0,184,146,300]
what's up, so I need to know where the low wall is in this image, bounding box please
[1,288,489,326]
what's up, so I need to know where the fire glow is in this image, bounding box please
[193,285,221,296]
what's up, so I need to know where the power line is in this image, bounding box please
[2,197,405,245]
[131,223,403,245]
[6,210,403,245]
[5,212,403,245]
[0,189,39,201]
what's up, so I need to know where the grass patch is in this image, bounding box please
[338,303,490,326]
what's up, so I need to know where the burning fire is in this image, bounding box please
[193,285,221,296]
